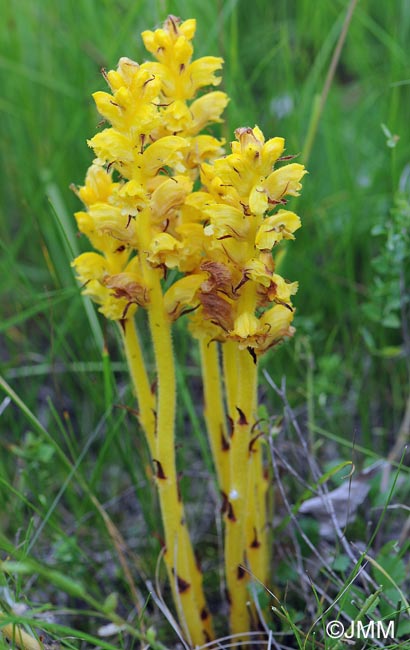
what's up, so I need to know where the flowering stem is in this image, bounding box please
[138,242,213,645]
[224,346,257,637]
[199,338,230,494]
[222,340,239,419]
[245,436,269,586]
[121,318,156,454]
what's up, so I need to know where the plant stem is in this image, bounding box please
[121,317,156,454]
[138,240,213,645]
[224,346,257,637]
[199,338,230,494]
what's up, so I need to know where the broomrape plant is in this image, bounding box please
[71,15,306,645]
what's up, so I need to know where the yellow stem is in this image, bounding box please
[121,317,156,454]
[225,346,257,638]
[139,245,213,645]
[222,340,238,419]
[199,338,230,494]
[245,438,269,585]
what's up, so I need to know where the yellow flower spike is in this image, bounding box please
[255,209,302,250]
[74,16,226,645]
[93,61,161,136]
[106,57,155,94]
[142,17,223,100]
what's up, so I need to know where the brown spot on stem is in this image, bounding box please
[236,407,248,425]
[250,527,261,548]
[119,318,127,334]
[225,587,232,605]
[203,630,211,644]
[152,459,167,479]
[172,570,191,593]
[200,607,209,621]
[221,428,230,451]
[237,565,246,579]
[247,346,257,364]
[227,501,236,522]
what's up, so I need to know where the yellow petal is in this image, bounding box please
[142,136,189,176]
[261,137,285,170]
[249,185,268,215]
[78,164,115,207]
[147,233,183,268]
[164,273,207,318]
[255,210,301,250]
[88,129,134,164]
[71,252,110,283]
[260,304,294,340]
[264,163,307,200]
[189,91,229,133]
[179,18,196,40]
[233,311,260,338]
[203,204,250,239]
[186,56,224,93]
[150,175,192,223]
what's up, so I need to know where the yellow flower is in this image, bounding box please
[164,273,207,319]
[147,233,183,268]
[150,175,193,227]
[72,253,147,321]
[255,210,301,250]
[141,17,224,101]
[230,304,295,354]
[77,163,117,207]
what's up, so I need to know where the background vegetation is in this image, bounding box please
[1,0,409,648]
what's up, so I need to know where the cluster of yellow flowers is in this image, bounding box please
[72,15,306,646]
